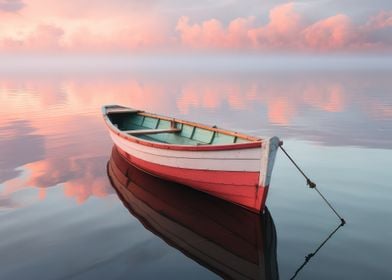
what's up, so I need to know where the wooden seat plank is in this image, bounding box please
[124,128,181,135]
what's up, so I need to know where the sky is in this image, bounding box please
[0,0,391,54]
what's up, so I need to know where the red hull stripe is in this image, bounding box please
[143,166,260,186]
[116,146,268,212]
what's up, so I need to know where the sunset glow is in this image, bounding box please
[0,1,391,53]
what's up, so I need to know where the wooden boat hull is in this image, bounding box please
[103,105,280,213]
[107,146,279,280]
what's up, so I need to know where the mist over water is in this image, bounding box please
[0,65,391,279]
[1,54,392,72]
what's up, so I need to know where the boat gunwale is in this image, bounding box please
[102,105,263,151]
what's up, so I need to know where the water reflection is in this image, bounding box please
[107,146,279,280]
[1,70,390,148]
[289,221,344,280]
[0,70,391,207]
[0,70,391,279]
[0,120,45,184]
[2,155,114,206]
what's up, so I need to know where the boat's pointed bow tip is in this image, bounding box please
[269,136,282,148]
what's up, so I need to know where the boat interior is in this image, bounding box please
[105,107,258,145]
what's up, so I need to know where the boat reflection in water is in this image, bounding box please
[107,146,279,280]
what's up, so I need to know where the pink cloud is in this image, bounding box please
[365,10,392,30]
[302,14,353,51]
[248,3,302,49]
[176,3,303,51]
[0,24,64,52]
[226,17,255,48]
[176,5,392,52]
[176,17,226,49]
[0,2,391,53]
[27,24,65,50]
[65,23,168,52]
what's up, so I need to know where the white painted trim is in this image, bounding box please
[258,136,280,186]
[111,132,262,172]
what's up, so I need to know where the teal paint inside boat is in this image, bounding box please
[180,124,194,138]
[108,112,251,145]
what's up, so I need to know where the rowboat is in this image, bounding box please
[102,104,281,213]
[107,146,279,280]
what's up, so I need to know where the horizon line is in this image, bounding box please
[1,54,391,72]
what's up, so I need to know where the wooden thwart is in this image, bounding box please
[125,128,181,135]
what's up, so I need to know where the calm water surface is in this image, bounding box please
[0,69,391,279]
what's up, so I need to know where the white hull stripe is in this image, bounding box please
[111,132,262,159]
[111,132,262,172]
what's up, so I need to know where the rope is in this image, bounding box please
[279,144,346,225]
[289,222,344,280]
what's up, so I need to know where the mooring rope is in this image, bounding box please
[279,144,346,225]
[289,221,345,280]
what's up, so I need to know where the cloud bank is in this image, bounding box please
[0,1,391,53]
